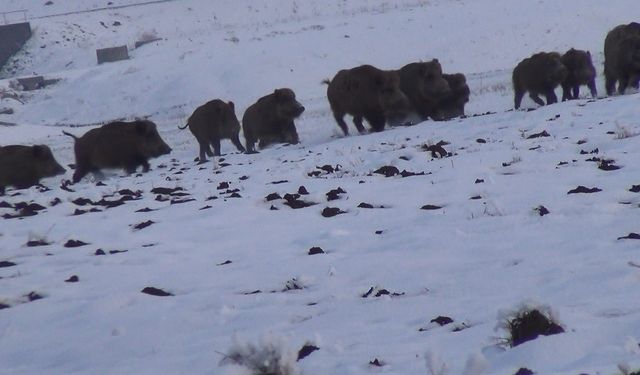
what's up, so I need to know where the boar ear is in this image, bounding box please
[587,51,591,57]
[228,101,235,111]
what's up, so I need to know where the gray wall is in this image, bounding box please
[0,22,32,71]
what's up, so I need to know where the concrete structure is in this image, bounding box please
[0,22,32,71]
[96,45,129,64]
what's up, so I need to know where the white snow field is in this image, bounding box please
[1,1,640,374]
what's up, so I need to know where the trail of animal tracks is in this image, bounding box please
[1,1,640,374]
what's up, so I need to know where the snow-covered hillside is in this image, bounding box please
[1,1,640,374]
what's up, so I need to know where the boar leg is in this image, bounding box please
[514,89,525,109]
[364,112,385,132]
[528,92,546,106]
[332,111,350,136]
[572,85,580,100]
[230,135,246,153]
[211,138,221,156]
[618,74,630,95]
[605,74,617,96]
[72,165,90,183]
[544,89,558,105]
[198,141,211,162]
[587,79,597,98]
[561,83,572,101]
[352,115,367,134]
[0,186,4,195]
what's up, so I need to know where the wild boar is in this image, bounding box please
[325,64,410,135]
[397,60,451,121]
[437,73,470,120]
[179,99,245,162]
[604,22,640,95]
[0,144,65,194]
[561,48,597,100]
[513,52,568,109]
[63,119,171,183]
[242,88,304,153]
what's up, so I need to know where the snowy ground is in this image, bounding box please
[2,1,640,374]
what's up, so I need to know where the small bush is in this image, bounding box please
[497,304,564,347]
[220,336,301,375]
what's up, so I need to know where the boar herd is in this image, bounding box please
[0,22,639,195]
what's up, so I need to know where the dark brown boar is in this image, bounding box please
[0,144,65,194]
[397,60,451,121]
[561,48,597,101]
[325,64,410,135]
[512,52,568,109]
[242,88,304,154]
[604,22,640,95]
[178,99,245,162]
[63,119,171,183]
[437,73,470,120]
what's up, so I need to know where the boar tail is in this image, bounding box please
[178,122,189,130]
[321,78,331,85]
[62,131,78,140]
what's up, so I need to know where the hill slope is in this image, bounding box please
[1,1,640,374]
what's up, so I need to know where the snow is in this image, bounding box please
[1,0,640,374]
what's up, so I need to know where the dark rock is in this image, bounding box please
[373,166,399,177]
[358,202,374,209]
[618,233,640,240]
[65,275,79,282]
[421,142,449,158]
[0,261,17,268]
[26,292,43,301]
[64,239,89,248]
[476,138,487,143]
[308,247,324,255]
[580,148,599,155]
[630,185,640,193]
[95,249,106,255]
[297,344,319,361]
[326,187,346,201]
[72,197,93,206]
[321,207,345,217]
[536,205,550,216]
[141,287,173,297]
[567,186,601,194]
[514,368,534,375]
[475,179,484,183]
[151,187,184,195]
[216,182,229,190]
[369,359,384,367]
[375,230,384,234]
[470,195,482,200]
[217,260,232,266]
[421,204,442,210]
[171,198,196,205]
[526,130,550,139]
[26,239,50,247]
[199,205,212,210]
[269,180,288,185]
[133,220,154,230]
[135,207,155,213]
[297,186,309,195]
[430,316,454,326]
[598,160,621,171]
[265,193,281,201]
